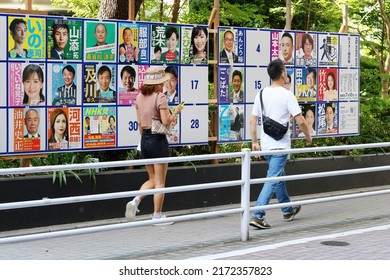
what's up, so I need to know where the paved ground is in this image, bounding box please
[1,185,390,260]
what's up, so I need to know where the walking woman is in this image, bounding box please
[125,66,183,223]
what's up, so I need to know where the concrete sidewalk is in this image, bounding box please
[1,185,390,260]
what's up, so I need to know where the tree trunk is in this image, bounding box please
[285,0,292,30]
[98,0,143,20]
[378,0,390,98]
[172,0,181,23]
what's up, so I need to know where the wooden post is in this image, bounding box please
[208,0,220,163]
[128,0,135,20]
[339,5,348,33]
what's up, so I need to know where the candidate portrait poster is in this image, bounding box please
[118,22,139,64]
[84,21,117,62]
[48,63,82,106]
[47,18,83,61]
[84,63,117,104]
[117,65,140,105]
[9,107,46,152]
[8,62,46,107]
[8,16,46,60]
[150,24,180,64]
[47,107,82,150]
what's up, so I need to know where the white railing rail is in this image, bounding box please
[0,142,390,244]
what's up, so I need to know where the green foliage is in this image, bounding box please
[30,152,97,187]
[52,0,100,18]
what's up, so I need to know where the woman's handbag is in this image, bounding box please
[152,93,172,135]
[259,89,289,141]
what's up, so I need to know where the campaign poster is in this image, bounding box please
[84,21,117,62]
[219,28,241,65]
[8,62,46,107]
[339,34,359,68]
[317,68,338,102]
[8,16,46,60]
[339,102,359,134]
[318,34,339,67]
[293,103,316,138]
[167,105,180,144]
[83,106,116,148]
[47,107,82,150]
[245,29,271,67]
[150,24,180,64]
[277,31,295,66]
[181,25,210,65]
[295,32,317,67]
[295,67,317,102]
[117,65,139,105]
[118,22,140,64]
[285,67,295,93]
[47,18,83,61]
[317,102,338,135]
[339,69,359,101]
[84,64,117,104]
[228,67,245,103]
[48,63,82,106]
[219,104,244,141]
[163,65,180,104]
[0,16,7,60]
[10,107,45,152]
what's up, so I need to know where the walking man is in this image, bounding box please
[249,59,312,229]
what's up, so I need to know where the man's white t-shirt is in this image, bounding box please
[252,86,301,151]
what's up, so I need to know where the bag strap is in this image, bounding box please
[259,88,265,116]
[152,92,160,120]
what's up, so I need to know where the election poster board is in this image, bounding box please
[0,14,209,156]
[217,26,360,143]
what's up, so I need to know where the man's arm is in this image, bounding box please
[250,114,260,152]
[294,113,312,144]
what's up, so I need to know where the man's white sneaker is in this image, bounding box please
[125,201,139,221]
[152,215,174,226]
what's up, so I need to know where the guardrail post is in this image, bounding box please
[240,148,251,241]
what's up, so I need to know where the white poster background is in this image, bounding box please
[0,16,5,60]
[0,109,6,153]
[180,65,208,104]
[180,105,208,144]
[245,67,270,103]
[245,29,270,66]
[117,106,139,147]
[0,63,6,106]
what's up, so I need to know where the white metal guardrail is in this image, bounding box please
[1,142,390,244]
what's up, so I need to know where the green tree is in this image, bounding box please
[342,0,390,99]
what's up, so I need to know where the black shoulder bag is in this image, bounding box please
[259,89,289,141]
